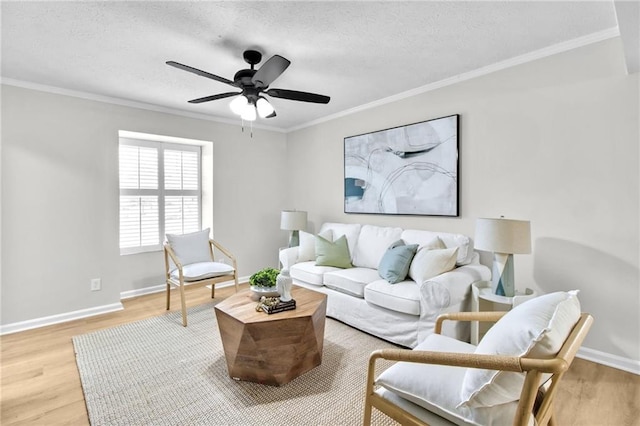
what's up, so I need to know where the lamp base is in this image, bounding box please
[288,230,300,248]
[491,253,515,297]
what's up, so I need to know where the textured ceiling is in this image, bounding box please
[1,1,619,131]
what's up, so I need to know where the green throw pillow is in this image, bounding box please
[315,234,352,268]
[378,241,419,283]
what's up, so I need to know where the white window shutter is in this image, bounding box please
[119,139,201,254]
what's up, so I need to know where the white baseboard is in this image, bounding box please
[119,276,250,300]
[0,276,250,336]
[119,284,166,299]
[577,347,640,375]
[0,302,124,336]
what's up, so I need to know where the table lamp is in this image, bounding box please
[280,210,307,247]
[474,217,531,297]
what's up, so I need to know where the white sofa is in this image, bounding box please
[279,223,491,348]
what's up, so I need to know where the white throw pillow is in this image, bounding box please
[401,229,473,265]
[352,225,403,269]
[166,228,212,265]
[459,290,581,408]
[408,241,457,284]
[298,230,331,262]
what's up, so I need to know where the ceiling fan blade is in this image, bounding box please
[188,92,242,104]
[251,55,291,88]
[166,61,236,87]
[266,88,330,104]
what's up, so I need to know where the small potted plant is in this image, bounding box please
[249,267,280,300]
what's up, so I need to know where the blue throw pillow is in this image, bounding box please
[378,241,419,284]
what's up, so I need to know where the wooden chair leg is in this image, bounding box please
[362,396,373,426]
[166,282,171,310]
[233,273,239,293]
[179,283,188,327]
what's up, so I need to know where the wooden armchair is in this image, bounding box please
[164,230,239,326]
[364,292,593,426]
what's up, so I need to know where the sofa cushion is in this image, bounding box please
[318,222,361,260]
[460,291,581,408]
[364,279,421,316]
[166,228,211,265]
[298,230,332,262]
[378,241,419,284]
[290,261,340,286]
[377,334,524,426]
[170,261,234,282]
[315,234,353,268]
[352,225,403,269]
[324,267,380,298]
[409,247,459,284]
[401,229,472,265]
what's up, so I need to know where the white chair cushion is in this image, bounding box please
[364,279,421,316]
[318,223,362,260]
[170,261,234,282]
[290,261,340,286]
[323,267,380,298]
[409,246,459,284]
[298,230,332,262]
[352,225,403,269]
[401,229,473,265]
[377,334,524,426]
[459,290,581,408]
[166,228,211,265]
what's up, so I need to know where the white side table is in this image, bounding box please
[470,281,537,345]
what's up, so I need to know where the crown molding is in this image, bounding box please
[286,27,620,133]
[1,27,620,135]
[0,77,286,133]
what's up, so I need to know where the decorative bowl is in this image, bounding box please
[250,285,280,301]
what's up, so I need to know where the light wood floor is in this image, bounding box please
[2,283,639,425]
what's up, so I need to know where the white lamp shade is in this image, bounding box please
[280,210,307,231]
[474,218,531,254]
[256,97,275,118]
[240,104,257,121]
[229,95,248,115]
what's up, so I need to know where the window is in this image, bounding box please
[119,138,201,254]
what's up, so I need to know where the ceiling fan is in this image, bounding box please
[167,50,330,121]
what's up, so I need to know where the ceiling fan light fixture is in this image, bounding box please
[256,97,275,118]
[229,95,249,115]
[240,104,257,121]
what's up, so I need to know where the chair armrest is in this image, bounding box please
[279,246,299,270]
[369,347,566,375]
[164,244,183,280]
[435,311,508,334]
[210,239,237,271]
[210,239,235,261]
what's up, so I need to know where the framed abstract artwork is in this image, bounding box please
[344,114,459,216]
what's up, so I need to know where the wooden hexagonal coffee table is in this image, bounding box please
[214,285,327,386]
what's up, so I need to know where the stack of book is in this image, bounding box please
[261,299,296,315]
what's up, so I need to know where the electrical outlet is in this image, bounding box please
[90,278,101,291]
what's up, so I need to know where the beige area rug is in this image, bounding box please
[73,301,400,425]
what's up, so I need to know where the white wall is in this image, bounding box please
[286,38,640,361]
[1,86,288,324]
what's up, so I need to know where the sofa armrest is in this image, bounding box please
[415,264,491,343]
[279,246,300,270]
[419,264,492,310]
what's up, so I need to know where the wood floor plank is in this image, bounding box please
[1,282,638,425]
